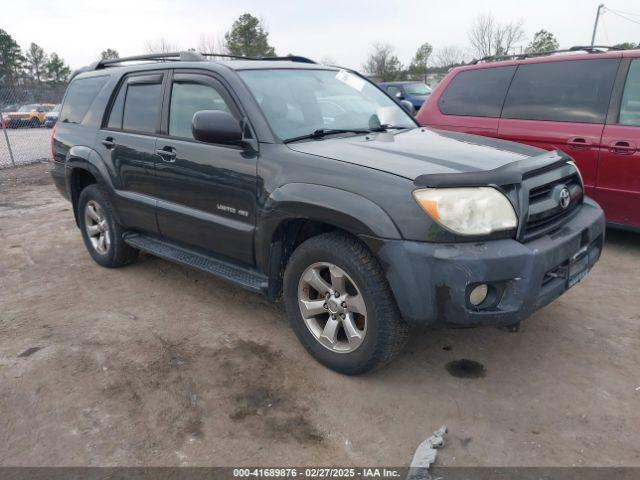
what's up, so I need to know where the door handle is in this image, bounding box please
[101,137,115,149]
[567,137,591,149]
[609,140,637,154]
[155,146,176,162]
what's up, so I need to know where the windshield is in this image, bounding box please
[238,69,416,141]
[403,83,431,95]
[18,104,38,112]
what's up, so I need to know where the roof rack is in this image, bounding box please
[94,51,316,69]
[200,53,316,64]
[69,51,317,80]
[95,51,204,69]
[471,45,624,64]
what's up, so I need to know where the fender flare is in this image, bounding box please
[256,183,401,275]
[65,146,120,224]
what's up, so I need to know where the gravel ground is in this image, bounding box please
[1,162,639,467]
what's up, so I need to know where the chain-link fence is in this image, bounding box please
[0,81,67,169]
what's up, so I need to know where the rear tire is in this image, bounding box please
[284,232,408,375]
[77,184,138,268]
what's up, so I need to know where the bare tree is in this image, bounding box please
[145,38,180,54]
[362,43,405,81]
[197,34,222,54]
[468,14,525,58]
[432,46,468,68]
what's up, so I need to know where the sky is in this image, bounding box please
[4,0,640,70]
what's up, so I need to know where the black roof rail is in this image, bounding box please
[69,51,317,81]
[199,53,316,64]
[95,51,205,69]
[471,45,625,65]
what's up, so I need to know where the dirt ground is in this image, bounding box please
[1,162,639,467]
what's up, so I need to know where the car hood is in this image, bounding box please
[286,127,550,180]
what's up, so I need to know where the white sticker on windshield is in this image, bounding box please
[336,69,366,92]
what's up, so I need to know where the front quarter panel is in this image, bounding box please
[255,143,444,270]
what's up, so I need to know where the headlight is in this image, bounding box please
[413,187,517,236]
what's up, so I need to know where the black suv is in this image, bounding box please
[52,52,605,374]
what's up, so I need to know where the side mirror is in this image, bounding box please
[394,91,403,100]
[400,100,415,115]
[192,110,242,144]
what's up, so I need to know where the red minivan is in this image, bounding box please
[417,48,640,230]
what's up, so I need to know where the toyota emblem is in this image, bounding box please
[559,187,571,209]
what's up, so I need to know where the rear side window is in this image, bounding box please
[439,66,516,118]
[121,77,163,133]
[619,59,640,126]
[59,76,108,124]
[502,58,619,124]
[107,83,126,130]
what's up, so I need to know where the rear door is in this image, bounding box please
[498,58,620,198]
[421,65,516,137]
[597,58,640,227]
[96,71,166,233]
[153,71,257,265]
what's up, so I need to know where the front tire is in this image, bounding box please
[77,184,138,268]
[284,232,408,375]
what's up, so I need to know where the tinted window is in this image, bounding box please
[122,82,162,133]
[619,59,640,126]
[59,76,108,124]
[169,82,232,139]
[107,82,126,129]
[503,59,619,124]
[439,66,516,117]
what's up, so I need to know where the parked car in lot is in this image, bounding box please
[5,103,55,128]
[379,81,432,112]
[2,104,20,129]
[44,104,61,128]
[417,47,640,230]
[1,103,21,128]
[52,52,604,374]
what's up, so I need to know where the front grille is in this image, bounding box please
[521,173,583,241]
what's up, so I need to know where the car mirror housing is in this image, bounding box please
[192,110,243,144]
[400,100,415,115]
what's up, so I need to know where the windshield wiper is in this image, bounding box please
[369,124,410,132]
[284,128,371,143]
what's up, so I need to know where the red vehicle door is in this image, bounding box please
[497,57,620,199]
[597,58,640,227]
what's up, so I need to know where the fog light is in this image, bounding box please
[469,284,488,306]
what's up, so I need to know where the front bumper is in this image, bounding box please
[376,198,605,328]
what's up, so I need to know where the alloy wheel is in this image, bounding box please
[84,200,111,255]
[297,262,367,353]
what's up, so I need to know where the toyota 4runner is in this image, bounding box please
[51,52,605,374]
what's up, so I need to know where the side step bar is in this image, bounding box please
[123,233,269,294]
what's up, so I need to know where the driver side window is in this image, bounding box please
[169,82,232,139]
[386,86,402,98]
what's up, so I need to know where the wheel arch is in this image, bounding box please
[65,147,117,226]
[257,183,401,299]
